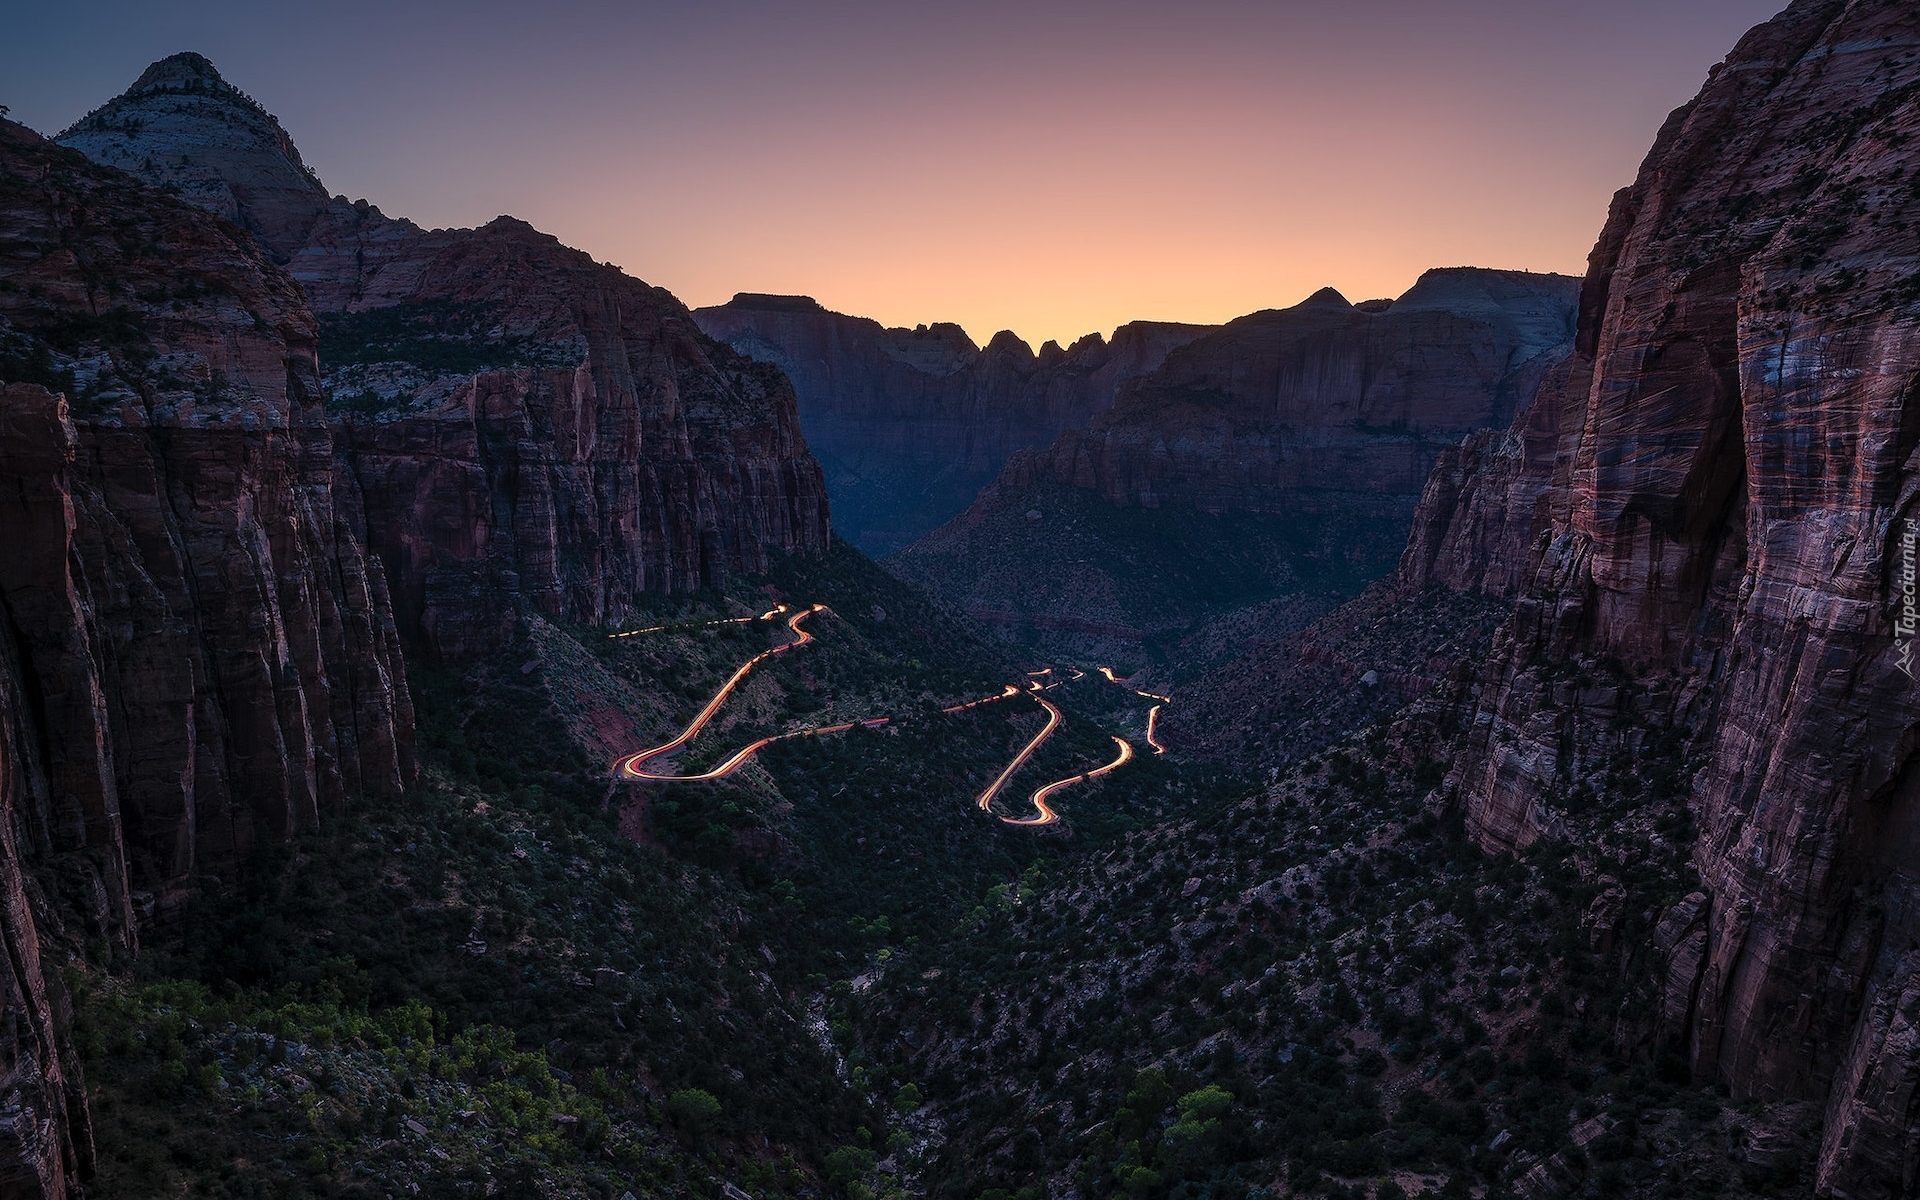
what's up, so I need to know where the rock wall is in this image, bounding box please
[693,293,1206,554]
[303,213,832,658]
[889,270,1578,660]
[0,117,423,1192]
[1398,2,1920,1191]
[991,271,1578,515]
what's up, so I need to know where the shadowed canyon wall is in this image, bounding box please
[0,118,421,1195]
[693,293,1207,555]
[891,270,1579,661]
[1399,1,1920,1191]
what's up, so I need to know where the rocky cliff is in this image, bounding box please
[891,269,1578,663]
[0,118,420,1194]
[692,293,1206,554]
[61,54,832,658]
[1396,2,1920,1191]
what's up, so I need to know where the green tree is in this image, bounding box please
[667,1087,722,1136]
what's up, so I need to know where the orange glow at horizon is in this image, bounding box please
[7,0,1789,349]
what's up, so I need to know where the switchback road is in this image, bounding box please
[609,609,1170,824]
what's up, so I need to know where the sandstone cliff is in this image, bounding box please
[692,293,1206,554]
[892,270,1578,662]
[0,118,421,1194]
[1395,2,1920,1191]
[61,54,833,658]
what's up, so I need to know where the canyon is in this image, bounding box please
[0,1,1916,1195]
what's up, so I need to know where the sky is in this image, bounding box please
[3,0,1789,348]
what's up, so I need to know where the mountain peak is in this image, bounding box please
[56,53,330,262]
[1294,286,1354,311]
[129,51,229,93]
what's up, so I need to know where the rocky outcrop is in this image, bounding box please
[692,294,1206,553]
[891,270,1578,659]
[303,213,832,657]
[57,51,332,263]
[1396,2,1920,1191]
[59,55,833,659]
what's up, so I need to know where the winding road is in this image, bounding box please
[608,605,1170,825]
[1002,736,1133,826]
[973,684,1063,817]
[614,604,827,779]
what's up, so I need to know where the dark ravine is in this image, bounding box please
[1396,0,1920,1191]
[693,293,1208,555]
[61,52,832,659]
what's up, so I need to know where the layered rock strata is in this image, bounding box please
[0,118,422,1193]
[1397,2,1920,1190]
[893,270,1578,656]
[693,293,1206,554]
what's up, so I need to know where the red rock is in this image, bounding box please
[1401,1,1920,1188]
[0,115,423,1192]
[893,269,1577,655]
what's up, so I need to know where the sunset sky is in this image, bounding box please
[6,0,1787,348]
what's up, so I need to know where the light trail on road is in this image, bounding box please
[1002,735,1133,826]
[942,684,1021,713]
[613,604,825,778]
[609,604,787,639]
[974,685,1062,814]
[618,717,891,781]
[609,607,1173,818]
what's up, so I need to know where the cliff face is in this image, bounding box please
[304,212,831,657]
[0,119,420,1193]
[990,270,1578,513]
[692,294,1206,554]
[1398,2,1920,1191]
[891,270,1578,661]
[61,55,832,658]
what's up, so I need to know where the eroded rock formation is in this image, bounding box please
[893,270,1578,659]
[0,118,422,1193]
[693,293,1206,553]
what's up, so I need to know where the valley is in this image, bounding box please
[605,592,1164,827]
[0,3,1916,1199]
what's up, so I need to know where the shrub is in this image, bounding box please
[667,1087,722,1135]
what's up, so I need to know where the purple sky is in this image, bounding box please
[4,0,1790,345]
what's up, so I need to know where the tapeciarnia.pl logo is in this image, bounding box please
[1898,517,1918,680]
